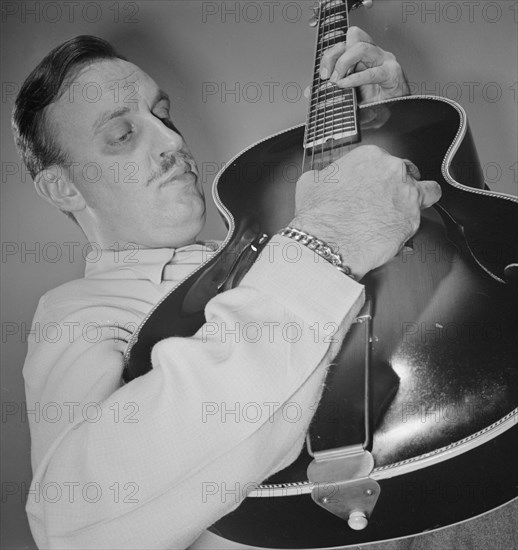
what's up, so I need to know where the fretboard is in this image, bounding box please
[304,0,359,154]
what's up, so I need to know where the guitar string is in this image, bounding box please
[310,0,322,174]
[308,3,317,173]
[331,3,342,169]
[320,2,327,171]
[328,2,336,169]
[327,1,339,169]
[317,0,332,171]
[307,35,358,139]
[313,2,355,171]
[323,0,336,169]
[305,2,316,173]
[308,2,356,173]
[307,22,357,139]
[342,0,350,163]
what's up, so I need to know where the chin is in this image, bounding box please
[166,211,207,248]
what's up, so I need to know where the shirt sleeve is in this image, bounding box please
[24,235,364,550]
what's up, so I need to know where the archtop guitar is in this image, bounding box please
[124,0,518,547]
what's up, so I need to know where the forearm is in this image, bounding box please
[26,237,364,549]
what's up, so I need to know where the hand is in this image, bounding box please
[291,145,441,280]
[319,26,409,104]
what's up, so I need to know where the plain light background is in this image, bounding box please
[1,1,517,548]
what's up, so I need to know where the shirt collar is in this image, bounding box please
[84,242,219,285]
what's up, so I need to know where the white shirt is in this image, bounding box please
[23,235,364,549]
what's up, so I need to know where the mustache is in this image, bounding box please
[146,152,197,187]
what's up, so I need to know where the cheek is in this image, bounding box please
[75,158,150,209]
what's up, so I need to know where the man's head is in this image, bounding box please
[12,35,206,249]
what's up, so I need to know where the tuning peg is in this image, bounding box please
[352,0,373,9]
[308,4,320,27]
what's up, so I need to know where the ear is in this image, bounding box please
[33,165,86,213]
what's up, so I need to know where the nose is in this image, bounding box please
[151,116,184,164]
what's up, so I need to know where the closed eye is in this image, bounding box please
[117,129,134,142]
[107,122,135,146]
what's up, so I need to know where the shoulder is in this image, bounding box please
[34,277,119,323]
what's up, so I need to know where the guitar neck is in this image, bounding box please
[304,0,360,170]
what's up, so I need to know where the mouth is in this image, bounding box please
[158,166,197,187]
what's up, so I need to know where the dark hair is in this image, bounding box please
[12,35,127,220]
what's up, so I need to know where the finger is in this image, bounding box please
[330,42,384,82]
[320,42,347,79]
[416,180,442,209]
[402,159,421,181]
[346,26,375,47]
[334,66,385,89]
[320,27,380,81]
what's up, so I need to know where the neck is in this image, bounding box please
[76,213,199,251]
[304,0,359,172]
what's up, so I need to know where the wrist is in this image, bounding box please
[289,217,371,280]
[279,226,358,280]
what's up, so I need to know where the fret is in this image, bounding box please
[307,122,356,137]
[313,81,334,94]
[305,124,357,138]
[308,115,356,128]
[320,1,347,15]
[305,104,359,147]
[320,0,344,10]
[305,129,357,149]
[315,25,347,44]
[310,90,354,105]
[310,89,353,101]
[310,81,353,92]
[311,85,354,95]
[321,29,347,42]
[311,99,353,115]
[308,113,356,129]
[321,14,345,27]
[310,96,355,112]
[306,124,357,138]
[309,101,355,114]
[318,18,347,33]
[306,115,357,135]
[309,108,356,120]
[318,8,347,22]
[320,0,342,7]
[307,117,357,136]
[306,130,357,145]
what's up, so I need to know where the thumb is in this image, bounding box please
[417,180,442,209]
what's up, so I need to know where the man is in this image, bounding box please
[14,28,440,549]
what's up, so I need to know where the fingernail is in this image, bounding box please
[330,71,338,83]
[320,68,329,79]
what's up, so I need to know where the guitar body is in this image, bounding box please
[125,97,518,548]
[197,95,518,548]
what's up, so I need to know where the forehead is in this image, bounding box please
[48,59,160,128]
[71,58,157,102]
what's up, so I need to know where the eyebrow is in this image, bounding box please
[92,89,171,135]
